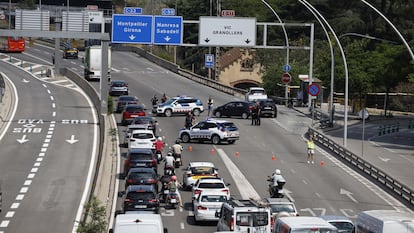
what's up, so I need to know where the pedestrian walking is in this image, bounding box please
[307,136,315,164]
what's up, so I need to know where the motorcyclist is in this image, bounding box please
[164,152,175,175]
[159,174,172,202]
[270,169,286,197]
[165,175,182,207]
[172,139,184,166]
[154,137,164,162]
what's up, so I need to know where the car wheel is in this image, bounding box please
[181,133,190,143]
[215,111,222,117]
[193,108,201,116]
[241,112,248,119]
[211,135,220,144]
[165,109,172,117]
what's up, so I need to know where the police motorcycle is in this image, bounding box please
[267,169,286,198]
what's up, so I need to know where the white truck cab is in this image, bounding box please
[245,87,268,102]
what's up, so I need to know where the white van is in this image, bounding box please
[216,199,272,233]
[109,212,167,233]
[274,216,338,233]
[356,210,414,233]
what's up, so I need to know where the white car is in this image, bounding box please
[192,177,230,201]
[127,129,156,150]
[178,118,239,145]
[193,190,228,223]
[156,95,204,117]
[182,162,218,190]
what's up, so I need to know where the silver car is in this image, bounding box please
[109,80,128,96]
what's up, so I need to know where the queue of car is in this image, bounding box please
[108,87,360,233]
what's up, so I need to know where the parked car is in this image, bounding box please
[124,167,159,191]
[192,177,230,201]
[109,80,129,96]
[121,104,146,125]
[212,101,255,119]
[127,129,156,150]
[122,185,160,213]
[193,190,228,223]
[63,47,78,59]
[182,162,218,190]
[116,95,139,113]
[124,148,158,176]
[178,118,239,145]
[258,99,277,118]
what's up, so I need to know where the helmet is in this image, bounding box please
[175,139,181,144]
[275,169,281,175]
[157,137,162,141]
[167,151,173,157]
[171,176,177,181]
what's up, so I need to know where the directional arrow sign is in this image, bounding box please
[340,188,358,203]
[198,16,256,47]
[153,16,183,45]
[17,135,29,144]
[111,14,152,44]
[66,135,79,144]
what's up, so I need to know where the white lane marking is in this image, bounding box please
[6,211,14,217]
[27,174,35,179]
[16,195,24,200]
[44,138,51,143]
[180,222,185,229]
[47,89,51,94]
[30,168,39,173]
[40,148,47,152]
[42,84,47,88]
[34,162,41,167]
[10,203,19,209]
[24,180,32,185]
[50,96,54,101]
[39,153,46,157]
[52,111,56,117]
[52,103,56,108]
[0,221,10,227]
[216,148,260,200]
[42,143,49,147]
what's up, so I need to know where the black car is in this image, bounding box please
[124,148,158,177]
[213,101,255,119]
[258,99,277,118]
[63,48,78,59]
[116,95,139,113]
[123,185,160,213]
[124,167,159,191]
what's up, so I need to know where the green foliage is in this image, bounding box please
[108,95,113,114]
[77,196,107,233]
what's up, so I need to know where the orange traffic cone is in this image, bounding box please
[320,161,325,167]
[271,154,276,161]
[210,148,215,155]
[235,151,240,157]
[188,146,193,152]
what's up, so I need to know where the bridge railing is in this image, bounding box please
[309,127,414,209]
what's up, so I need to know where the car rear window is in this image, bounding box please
[132,133,153,139]
[198,183,225,188]
[270,204,295,213]
[129,173,153,179]
[191,167,215,175]
[112,81,126,87]
[129,153,152,160]
[201,195,227,202]
[219,122,237,129]
[120,96,136,101]
[126,192,155,200]
[236,212,269,227]
[126,106,144,112]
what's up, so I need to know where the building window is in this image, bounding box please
[240,58,254,71]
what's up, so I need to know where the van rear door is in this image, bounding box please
[234,211,271,233]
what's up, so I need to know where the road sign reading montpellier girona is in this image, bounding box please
[198,16,256,47]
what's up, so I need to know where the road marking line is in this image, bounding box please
[24,180,32,185]
[10,203,19,209]
[5,211,14,218]
[16,194,24,200]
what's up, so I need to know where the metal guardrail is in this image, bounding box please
[308,127,414,209]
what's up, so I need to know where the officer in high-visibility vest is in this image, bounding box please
[307,137,315,164]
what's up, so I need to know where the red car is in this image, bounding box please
[121,104,146,125]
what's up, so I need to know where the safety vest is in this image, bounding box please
[307,140,315,149]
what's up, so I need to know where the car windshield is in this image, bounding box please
[328,221,354,232]
[201,195,227,202]
[132,133,153,139]
[126,192,155,200]
[129,153,152,160]
[191,167,215,175]
[270,204,295,213]
[162,98,176,105]
[198,183,225,188]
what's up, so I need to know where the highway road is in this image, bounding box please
[0,51,98,233]
[1,44,412,233]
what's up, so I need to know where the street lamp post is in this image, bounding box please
[299,0,350,147]
[261,0,290,106]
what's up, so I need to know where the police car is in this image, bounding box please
[156,96,204,117]
[178,118,239,144]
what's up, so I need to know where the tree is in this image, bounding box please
[76,196,107,233]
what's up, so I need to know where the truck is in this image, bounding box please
[245,87,268,102]
[109,212,168,233]
[83,45,112,81]
[355,210,414,233]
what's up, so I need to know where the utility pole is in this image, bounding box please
[214,0,221,81]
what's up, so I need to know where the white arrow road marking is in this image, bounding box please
[340,188,358,203]
[66,135,79,144]
[379,156,390,162]
[17,135,29,144]
[22,79,29,83]
[128,34,136,40]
